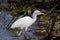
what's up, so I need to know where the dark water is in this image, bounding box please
[0,11,45,40]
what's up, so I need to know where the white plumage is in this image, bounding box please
[10,10,44,36]
[11,16,35,31]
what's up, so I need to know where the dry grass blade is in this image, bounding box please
[46,4,58,16]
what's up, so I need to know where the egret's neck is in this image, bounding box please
[32,13,37,21]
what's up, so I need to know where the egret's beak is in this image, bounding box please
[40,12,45,16]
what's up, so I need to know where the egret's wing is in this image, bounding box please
[11,16,33,29]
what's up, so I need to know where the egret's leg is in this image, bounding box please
[25,27,29,31]
[18,30,23,36]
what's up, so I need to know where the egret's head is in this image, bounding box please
[33,10,45,15]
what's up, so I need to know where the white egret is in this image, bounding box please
[10,10,45,36]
